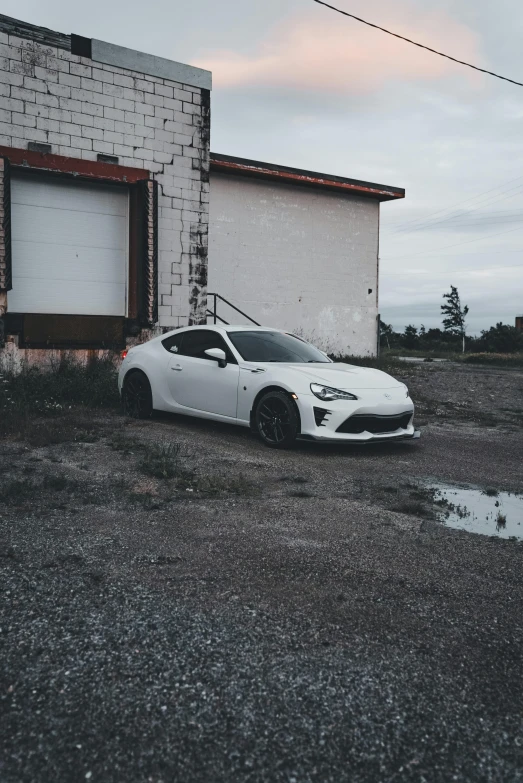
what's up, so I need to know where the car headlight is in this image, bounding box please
[310,383,358,401]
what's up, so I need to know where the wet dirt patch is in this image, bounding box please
[431,483,523,540]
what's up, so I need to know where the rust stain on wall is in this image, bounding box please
[188,88,210,326]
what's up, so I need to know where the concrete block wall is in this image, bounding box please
[0,27,210,331]
[208,174,380,356]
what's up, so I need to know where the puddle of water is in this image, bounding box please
[431,484,523,540]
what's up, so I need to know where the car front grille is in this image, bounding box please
[336,411,412,435]
[313,407,331,427]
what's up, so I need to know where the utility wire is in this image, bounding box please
[391,214,523,233]
[392,174,523,232]
[392,183,523,235]
[397,217,523,232]
[392,195,523,234]
[313,0,523,88]
[380,261,523,277]
[381,223,523,260]
[392,177,523,231]
[395,249,523,255]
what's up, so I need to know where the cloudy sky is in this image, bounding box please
[6,0,523,333]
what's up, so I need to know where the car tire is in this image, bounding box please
[122,370,153,419]
[255,390,299,448]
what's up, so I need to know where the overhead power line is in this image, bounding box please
[380,261,523,278]
[392,186,523,235]
[392,180,523,235]
[381,223,523,260]
[313,0,523,88]
[392,185,523,236]
[392,174,523,233]
[396,216,523,232]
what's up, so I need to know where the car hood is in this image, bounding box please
[284,362,403,390]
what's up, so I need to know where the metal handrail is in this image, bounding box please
[207,292,261,326]
[205,309,230,325]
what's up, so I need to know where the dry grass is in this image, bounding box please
[459,353,523,368]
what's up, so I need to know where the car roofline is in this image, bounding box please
[159,324,285,337]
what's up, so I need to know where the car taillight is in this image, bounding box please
[121,349,128,359]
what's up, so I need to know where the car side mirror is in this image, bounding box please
[204,347,227,368]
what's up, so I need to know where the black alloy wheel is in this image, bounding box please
[255,390,299,448]
[122,371,153,419]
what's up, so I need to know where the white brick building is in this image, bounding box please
[0,14,404,364]
[0,14,211,363]
[208,155,404,356]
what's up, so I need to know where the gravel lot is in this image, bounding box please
[1,362,523,782]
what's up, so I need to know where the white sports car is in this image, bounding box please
[118,325,418,448]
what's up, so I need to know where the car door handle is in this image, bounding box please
[171,365,183,371]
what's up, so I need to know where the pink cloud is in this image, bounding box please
[193,2,483,93]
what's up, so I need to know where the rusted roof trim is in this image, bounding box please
[210,153,405,202]
[0,146,149,184]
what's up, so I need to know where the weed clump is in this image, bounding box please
[0,478,35,505]
[391,500,430,517]
[109,432,145,454]
[42,474,79,492]
[140,442,183,480]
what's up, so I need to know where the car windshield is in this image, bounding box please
[227,331,331,363]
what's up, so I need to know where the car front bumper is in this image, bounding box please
[296,393,417,443]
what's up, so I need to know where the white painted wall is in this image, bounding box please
[208,173,380,356]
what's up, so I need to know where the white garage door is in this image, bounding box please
[8,174,129,316]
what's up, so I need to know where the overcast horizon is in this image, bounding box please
[5,0,523,335]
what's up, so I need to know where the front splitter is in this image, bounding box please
[297,429,421,444]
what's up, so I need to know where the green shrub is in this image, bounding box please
[475,323,523,353]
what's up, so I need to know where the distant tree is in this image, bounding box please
[379,318,393,349]
[441,285,469,352]
[476,322,523,353]
[403,324,418,350]
[425,327,446,341]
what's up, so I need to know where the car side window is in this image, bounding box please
[161,332,184,354]
[178,329,237,363]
